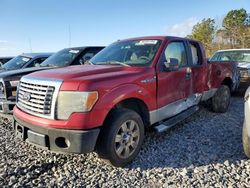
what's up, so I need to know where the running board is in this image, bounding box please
[153,106,199,133]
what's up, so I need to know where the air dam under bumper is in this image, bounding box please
[13,115,100,154]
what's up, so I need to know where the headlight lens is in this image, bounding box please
[0,82,4,93]
[10,80,19,87]
[56,91,98,120]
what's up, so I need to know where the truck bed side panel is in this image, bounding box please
[208,62,233,89]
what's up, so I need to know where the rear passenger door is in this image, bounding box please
[187,41,208,93]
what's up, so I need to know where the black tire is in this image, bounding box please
[243,120,250,158]
[96,108,145,167]
[211,85,231,113]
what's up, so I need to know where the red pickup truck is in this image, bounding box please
[13,36,237,167]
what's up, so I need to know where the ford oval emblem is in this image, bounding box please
[22,92,31,101]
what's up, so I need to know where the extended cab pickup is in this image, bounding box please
[0,47,103,114]
[13,36,237,167]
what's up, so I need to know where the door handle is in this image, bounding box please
[186,67,192,80]
[216,70,221,76]
[186,72,191,80]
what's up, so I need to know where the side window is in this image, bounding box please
[190,44,199,65]
[189,42,203,65]
[74,49,100,65]
[27,57,47,67]
[164,42,187,67]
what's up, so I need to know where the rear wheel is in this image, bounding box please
[243,120,250,158]
[96,108,144,167]
[211,85,231,113]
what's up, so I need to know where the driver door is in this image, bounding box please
[156,41,193,121]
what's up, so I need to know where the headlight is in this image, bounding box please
[10,80,19,87]
[56,91,98,120]
[0,82,4,93]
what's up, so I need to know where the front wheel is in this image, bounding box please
[96,108,145,167]
[211,85,231,113]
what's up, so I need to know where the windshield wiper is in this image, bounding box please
[85,60,93,65]
[95,61,130,67]
[41,64,57,67]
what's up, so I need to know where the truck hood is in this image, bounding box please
[26,65,150,90]
[0,67,52,81]
[238,62,250,69]
[27,65,143,80]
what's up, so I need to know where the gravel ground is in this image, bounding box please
[0,96,249,187]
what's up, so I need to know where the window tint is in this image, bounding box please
[27,57,47,67]
[164,42,187,66]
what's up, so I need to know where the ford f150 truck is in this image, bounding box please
[0,47,104,114]
[13,36,238,167]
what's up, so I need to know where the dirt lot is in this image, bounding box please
[0,96,249,187]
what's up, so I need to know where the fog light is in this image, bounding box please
[55,137,70,148]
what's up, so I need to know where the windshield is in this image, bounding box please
[2,55,31,70]
[210,50,250,63]
[91,39,162,66]
[40,49,80,67]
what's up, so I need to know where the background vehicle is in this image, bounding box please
[210,49,250,90]
[0,46,104,114]
[242,86,250,158]
[13,36,237,167]
[0,56,14,66]
[0,53,52,72]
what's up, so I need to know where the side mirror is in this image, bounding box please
[163,58,179,72]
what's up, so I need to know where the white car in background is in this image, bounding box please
[243,86,250,157]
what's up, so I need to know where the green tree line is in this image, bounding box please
[187,8,250,57]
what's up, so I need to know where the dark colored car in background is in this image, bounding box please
[0,56,14,66]
[0,53,52,72]
[210,49,250,90]
[0,46,104,114]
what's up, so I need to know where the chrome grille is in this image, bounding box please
[17,76,62,119]
[18,81,54,114]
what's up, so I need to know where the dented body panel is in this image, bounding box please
[13,36,238,154]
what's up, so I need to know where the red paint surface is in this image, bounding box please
[14,36,235,130]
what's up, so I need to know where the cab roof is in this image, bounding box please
[118,36,199,43]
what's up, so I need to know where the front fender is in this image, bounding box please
[94,83,156,124]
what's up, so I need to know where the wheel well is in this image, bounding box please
[222,77,233,91]
[105,98,150,127]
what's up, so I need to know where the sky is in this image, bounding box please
[0,0,249,56]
